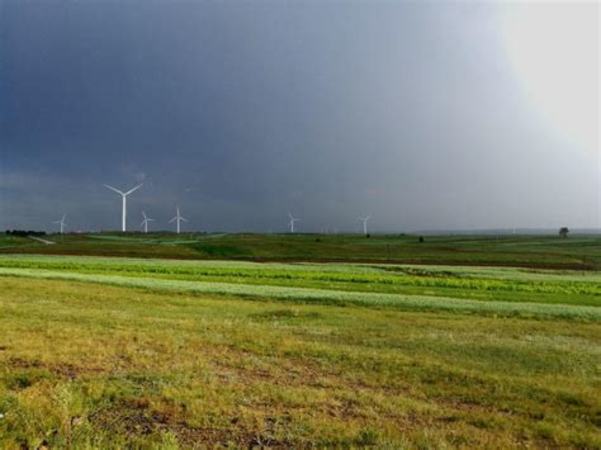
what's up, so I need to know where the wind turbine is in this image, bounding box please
[169,207,188,234]
[140,211,155,233]
[288,213,300,233]
[52,214,67,234]
[103,184,143,232]
[359,215,371,236]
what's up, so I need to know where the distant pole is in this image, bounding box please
[122,196,127,232]
[359,216,371,236]
[288,213,299,233]
[169,207,188,234]
[104,184,143,232]
[52,215,67,234]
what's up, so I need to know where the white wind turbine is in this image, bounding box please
[103,184,143,232]
[359,215,371,236]
[53,214,67,234]
[288,213,300,233]
[169,207,188,234]
[140,211,155,234]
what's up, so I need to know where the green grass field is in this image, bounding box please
[2,232,601,269]
[0,235,600,448]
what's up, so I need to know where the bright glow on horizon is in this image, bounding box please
[499,3,598,155]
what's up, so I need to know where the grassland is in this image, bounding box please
[2,232,601,269]
[0,237,600,448]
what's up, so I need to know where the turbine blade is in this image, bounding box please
[180,217,188,222]
[124,183,143,196]
[104,184,125,195]
[169,217,177,223]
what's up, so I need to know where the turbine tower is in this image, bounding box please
[104,184,143,232]
[288,213,300,233]
[52,214,67,234]
[169,207,188,234]
[359,215,371,236]
[140,211,155,234]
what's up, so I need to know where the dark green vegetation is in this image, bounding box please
[0,236,600,448]
[2,232,601,269]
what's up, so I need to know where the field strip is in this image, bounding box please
[1,267,600,320]
[2,254,601,283]
[27,236,55,245]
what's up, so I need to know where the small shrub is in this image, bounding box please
[356,428,380,446]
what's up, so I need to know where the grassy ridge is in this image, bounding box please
[1,233,601,269]
[0,277,600,448]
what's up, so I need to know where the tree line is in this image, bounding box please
[5,230,47,237]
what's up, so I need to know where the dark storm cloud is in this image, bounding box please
[1,1,598,232]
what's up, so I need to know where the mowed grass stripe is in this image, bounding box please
[2,255,601,308]
[1,267,599,321]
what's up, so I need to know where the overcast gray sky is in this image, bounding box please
[0,0,598,233]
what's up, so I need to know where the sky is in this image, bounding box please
[0,0,599,233]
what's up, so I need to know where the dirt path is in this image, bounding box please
[28,236,55,245]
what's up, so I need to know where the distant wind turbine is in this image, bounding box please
[169,207,188,234]
[52,214,67,234]
[140,211,155,233]
[288,213,300,233]
[359,215,371,236]
[104,184,143,232]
